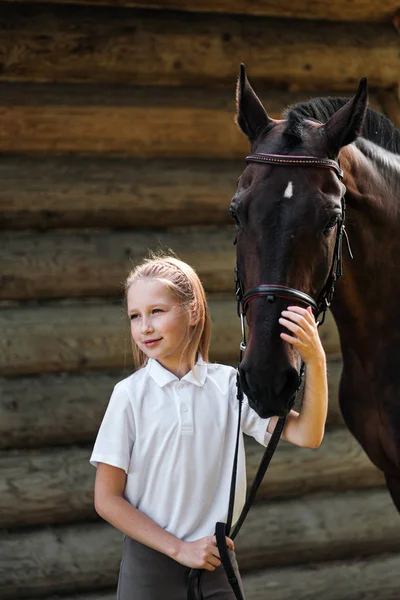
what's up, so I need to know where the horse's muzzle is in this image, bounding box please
[239,362,299,418]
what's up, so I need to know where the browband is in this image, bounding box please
[246,152,344,180]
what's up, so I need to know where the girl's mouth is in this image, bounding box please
[144,338,162,347]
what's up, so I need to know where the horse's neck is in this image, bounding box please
[355,138,400,177]
[330,141,400,356]
[341,140,400,209]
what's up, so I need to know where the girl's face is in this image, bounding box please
[127,278,193,377]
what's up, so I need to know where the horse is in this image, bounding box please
[231,64,400,511]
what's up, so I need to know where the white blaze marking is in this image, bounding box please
[284,181,294,198]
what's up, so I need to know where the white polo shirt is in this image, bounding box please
[90,357,271,542]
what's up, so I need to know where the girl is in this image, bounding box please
[90,255,327,599]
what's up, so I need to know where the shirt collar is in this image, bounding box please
[147,356,207,388]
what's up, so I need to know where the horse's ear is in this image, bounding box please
[322,78,368,155]
[235,64,272,142]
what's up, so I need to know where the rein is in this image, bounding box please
[187,152,352,600]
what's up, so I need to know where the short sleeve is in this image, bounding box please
[241,396,271,447]
[89,381,135,473]
[228,367,271,446]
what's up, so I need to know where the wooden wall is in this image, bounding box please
[1,1,400,599]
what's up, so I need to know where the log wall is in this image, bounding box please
[0,1,399,599]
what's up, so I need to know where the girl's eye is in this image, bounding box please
[130,314,138,320]
[152,308,163,314]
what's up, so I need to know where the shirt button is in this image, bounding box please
[177,383,183,389]
[182,405,188,412]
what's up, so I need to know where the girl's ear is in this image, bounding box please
[235,63,273,143]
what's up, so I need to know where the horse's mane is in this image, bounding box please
[284,97,400,155]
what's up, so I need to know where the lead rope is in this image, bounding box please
[187,299,299,600]
[212,369,293,599]
[187,375,288,600]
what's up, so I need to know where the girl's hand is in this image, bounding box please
[279,306,325,366]
[175,535,234,570]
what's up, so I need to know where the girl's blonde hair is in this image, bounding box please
[125,254,211,372]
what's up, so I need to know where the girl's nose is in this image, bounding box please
[141,318,154,334]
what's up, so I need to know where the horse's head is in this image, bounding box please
[232,65,368,418]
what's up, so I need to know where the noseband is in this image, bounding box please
[236,152,352,346]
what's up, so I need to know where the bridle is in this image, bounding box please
[187,152,352,600]
[236,152,352,333]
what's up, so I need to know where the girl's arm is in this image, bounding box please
[94,463,233,570]
[267,306,328,448]
[94,462,182,559]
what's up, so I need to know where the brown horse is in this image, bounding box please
[232,65,400,511]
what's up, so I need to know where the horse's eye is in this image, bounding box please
[229,209,240,228]
[323,215,339,235]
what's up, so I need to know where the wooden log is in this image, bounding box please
[0,156,237,230]
[377,89,400,129]
[243,553,400,600]
[0,446,97,528]
[11,227,400,305]
[0,428,384,528]
[0,299,340,376]
[0,524,121,600]
[0,101,246,159]
[236,489,399,571]
[0,356,344,449]
[0,371,120,449]
[0,6,398,91]
[25,552,400,600]
[0,297,241,376]
[4,0,399,23]
[0,489,398,598]
[0,84,384,157]
[251,426,384,501]
[0,227,236,299]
